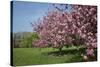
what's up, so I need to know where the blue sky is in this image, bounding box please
[12,1,55,33]
[12,1,71,33]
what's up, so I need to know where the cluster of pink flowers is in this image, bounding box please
[32,5,97,57]
[72,5,97,57]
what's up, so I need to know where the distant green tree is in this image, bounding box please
[20,32,39,48]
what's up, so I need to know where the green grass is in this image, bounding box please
[13,46,97,66]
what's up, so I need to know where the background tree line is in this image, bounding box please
[13,32,38,48]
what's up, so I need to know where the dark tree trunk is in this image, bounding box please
[59,47,62,52]
[58,47,63,55]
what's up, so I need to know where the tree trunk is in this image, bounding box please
[59,47,62,55]
[59,47,62,52]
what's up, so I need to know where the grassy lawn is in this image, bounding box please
[13,46,96,66]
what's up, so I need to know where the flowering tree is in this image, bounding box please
[71,5,97,57]
[32,4,97,58]
[32,11,74,51]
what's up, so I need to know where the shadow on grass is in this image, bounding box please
[42,47,97,62]
[43,47,86,56]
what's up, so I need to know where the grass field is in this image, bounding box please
[13,46,97,66]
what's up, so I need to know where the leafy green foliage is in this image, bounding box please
[13,32,38,48]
